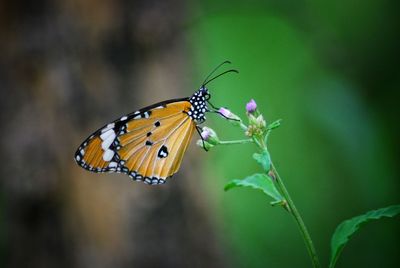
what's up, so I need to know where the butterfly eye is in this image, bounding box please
[205,93,211,100]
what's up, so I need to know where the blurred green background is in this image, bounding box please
[1,0,399,267]
[189,1,399,267]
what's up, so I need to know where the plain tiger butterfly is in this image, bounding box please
[74,61,238,185]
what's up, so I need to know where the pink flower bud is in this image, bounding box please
[218,107,242,125]
[246,99,257,113]
[201,129,210,140]
[218,107,232,118]
[196,127,219,150]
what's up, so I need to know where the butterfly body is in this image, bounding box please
[74,87,210,185]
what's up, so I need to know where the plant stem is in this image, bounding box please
[218,139,253,145]
[271,162,321,268]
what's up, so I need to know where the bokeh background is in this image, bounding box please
[1,0,399,267]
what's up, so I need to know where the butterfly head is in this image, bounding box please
[188,86,210,123]
[199,86,211,100]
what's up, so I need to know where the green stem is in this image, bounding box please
[218,139,254,145]
[239,122,248,131]
[271,162,321,268]
[219,115,320,266]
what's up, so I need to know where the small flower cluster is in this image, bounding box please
[197,99,277,151]
[245,99,266,138]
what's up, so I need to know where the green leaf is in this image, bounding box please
[253,151,271,172]
[267,119,282,130]
[329,204,400,268]
[224,173,283,204]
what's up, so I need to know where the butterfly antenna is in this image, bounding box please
[203,69,239,86]
[202,60,232,86]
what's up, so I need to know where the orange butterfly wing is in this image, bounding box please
[75,99,197,185]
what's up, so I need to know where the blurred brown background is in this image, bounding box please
[0,1,226,267]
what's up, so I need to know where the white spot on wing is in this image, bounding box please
[120,115,128,121]
[76,155,80,161]
[101,131,116,150]
[109,161,118,168]
[101,123,115,133]
[103,149,114,161]
[100,129,114,141]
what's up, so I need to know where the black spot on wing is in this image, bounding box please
[157,145,169,158]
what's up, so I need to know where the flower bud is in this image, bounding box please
[248,113,258,125]
[201,128,211,140]
[246,113,266,137]
[196,139,214,151]
[201,127,220,145]
[218,107,242,125]
[246,99,257,113]
[255,114,266,128]
[218,107,232,118]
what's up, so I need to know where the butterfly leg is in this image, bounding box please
[195,126,208,152]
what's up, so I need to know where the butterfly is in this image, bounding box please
[74,61,238,185]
